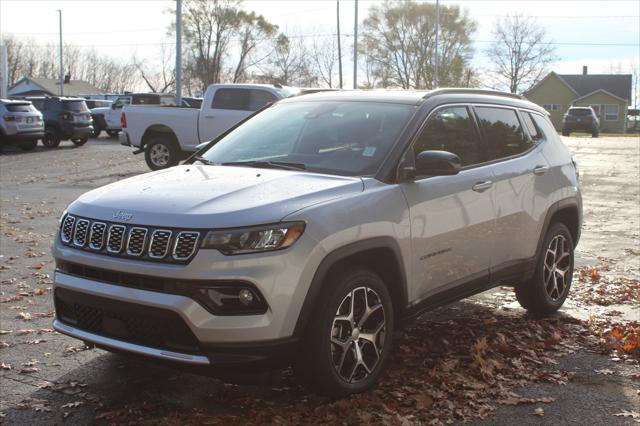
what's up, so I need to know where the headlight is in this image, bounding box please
[201,222,305,255]
[58,210,68,227]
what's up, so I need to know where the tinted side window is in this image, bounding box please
[63,101,89,112]
[530,114,558,141]
[521,112,543,141]
[475,107,532,160]
[249,90,276,111]
[413,106,482,167]
[212,89,250,110]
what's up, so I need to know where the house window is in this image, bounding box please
[604,104,619,121]
[543,104,561,112]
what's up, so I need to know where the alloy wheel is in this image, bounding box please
[149,143,170,167]
[330,286,386,384]
[543,234,572,300]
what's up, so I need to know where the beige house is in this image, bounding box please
[524,67,632,133]
[8,77,104,98]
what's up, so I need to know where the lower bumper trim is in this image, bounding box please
[52,319,210,366]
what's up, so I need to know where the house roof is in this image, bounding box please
[9,77,104,96]
[557,74,632,102]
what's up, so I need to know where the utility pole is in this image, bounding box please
[336,0,343,89]
[434,0,439,88]
[58,9,63,96]
[353,0,358,89]
[175,0,182,105]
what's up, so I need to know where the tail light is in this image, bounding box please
[61,112,72,120]
[3,115,16,122]
[121,112,127,129]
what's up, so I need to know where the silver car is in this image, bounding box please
[52,89,582,396]
[0,99,44,151]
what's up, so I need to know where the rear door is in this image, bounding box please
[198,88,277,143]
[400,105,496,299]
[473,106,548,271]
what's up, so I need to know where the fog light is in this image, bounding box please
[238,289,254,305]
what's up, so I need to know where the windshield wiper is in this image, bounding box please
[221,160,306,171]
[193,156,215,165]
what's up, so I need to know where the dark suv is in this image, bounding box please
[29,97,93,148]
[562,106,599,137]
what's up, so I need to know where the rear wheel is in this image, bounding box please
[106,130,119,138]
[42,129,61,148]
[591,130,599,138]
[72,137,88,146]
[516,222,574,315]
[294,267,394,397]
[92,127,103,138]
[562,131,570,136]
[144,137,180,170]
[19,140,38,151]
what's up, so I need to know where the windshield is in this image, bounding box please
[199,101,415,176]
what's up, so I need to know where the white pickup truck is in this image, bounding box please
[120,84,297,170]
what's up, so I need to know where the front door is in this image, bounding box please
[400,105,496,300]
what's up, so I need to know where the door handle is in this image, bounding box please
[472,181,493,192]
[203,115,215,119]
[533,165,549,175]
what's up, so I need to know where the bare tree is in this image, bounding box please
[310,35,341,88]
[232,11,278,83]
[485,14,557,94]
[260,34,315,86]
[361,1,476,89]
[134,44,176,93]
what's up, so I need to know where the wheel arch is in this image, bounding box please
[141,124,178,149]
[537,198,582,254]
[293,237,408,338]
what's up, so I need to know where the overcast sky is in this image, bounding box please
[1,0,638,88]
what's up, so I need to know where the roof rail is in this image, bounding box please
[423,88,523,100]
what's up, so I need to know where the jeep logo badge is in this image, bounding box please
[113,211,134,222]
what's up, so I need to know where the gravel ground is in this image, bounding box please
[0,135,638,425]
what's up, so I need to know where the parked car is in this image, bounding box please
[562,106,599,137]
[52,88,582,397]
[120,84,296,170]
[0,99,44,151]
[28,97,93,147]
[91,93,177,138]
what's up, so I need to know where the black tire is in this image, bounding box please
[591,130,599,138]
[144,137,180,170]
[42,129,61,148]
[19,140,38,151]
[515,222,574,315]
[93,127,103,138]
[106,130,119,138]
[294,267,394,397]
[72,137,88,146]
[562,131,570,136]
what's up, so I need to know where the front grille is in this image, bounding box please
[173,232,200,260]
[61,215,75,243]
[58,214,201,264]
[107,225,126,253]
[89,222,106,250]
[127,227,148,256]
[55,287,200,354]
[73,219,89,247]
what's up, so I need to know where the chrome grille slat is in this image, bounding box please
[107,225,126,253]
[89,222,106,250]
[149,230,172,259]
[173,232,200,260]
[73,219,90,247]
[59,215,200,263]
[126,227,148,256]
[61,215,75,243]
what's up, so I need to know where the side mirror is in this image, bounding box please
[415,150,461,176]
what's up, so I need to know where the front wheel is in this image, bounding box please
[144,138,180,170]
[72,137,88,146]
[562,131,570,136]
[515,222,574,315]
[295,267,394,397]
[592,130,599,138]
[106,130,119,138]
[42,129,61,148]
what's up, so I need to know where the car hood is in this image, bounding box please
[69,165,364,228]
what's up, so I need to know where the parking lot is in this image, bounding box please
[0,135,638,424]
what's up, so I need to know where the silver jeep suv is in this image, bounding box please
[52,89,582,396]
